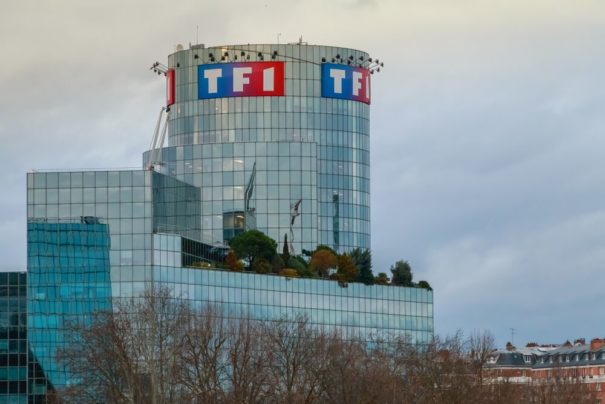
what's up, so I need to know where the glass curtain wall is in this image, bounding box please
[26,170,201,392]
[145,44,370,253]
[0,272,28,402]
[154,233,433,344]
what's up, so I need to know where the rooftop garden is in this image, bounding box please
[189,230,432,290]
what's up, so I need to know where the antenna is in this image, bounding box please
[510,328,516,346]
[196,25,199,45]
[147,107,169,170]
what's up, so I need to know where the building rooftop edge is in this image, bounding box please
[28,167,142,173]
[169,42,371,58]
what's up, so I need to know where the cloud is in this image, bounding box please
[424,210,605,345]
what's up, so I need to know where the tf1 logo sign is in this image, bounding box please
[321,63,371,104]
[198,62,285,99]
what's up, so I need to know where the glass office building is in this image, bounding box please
[26,170,202,394]
[27,170,201,300]
[0,272,28,402]
[144,43,371,254]
[0,272,48,402]
[26,168,433,393]
[23,43,434,396]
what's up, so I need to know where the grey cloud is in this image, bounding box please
[424,210,605,345]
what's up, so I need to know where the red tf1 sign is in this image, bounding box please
[166,69,175,106]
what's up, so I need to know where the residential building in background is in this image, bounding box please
[21,42,433,398]
[486,339,605,402]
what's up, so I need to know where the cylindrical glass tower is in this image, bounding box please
[144,43,371,254]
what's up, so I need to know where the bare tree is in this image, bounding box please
[467,329,496,385]
[322,338,398,403]
[58,309,145,403]
[131,288,192,403]
[226,317,271,403]
[58,287,191,403]
[262,316,327,403]
[56,289,597,404]
[524,367,596,404]
[178,305,230,403]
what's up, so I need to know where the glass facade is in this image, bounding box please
[27,170,201,299]
[154,233,433,343]
[0,272,28,402]
[26,170,202,393]
[26,167,433,393]
[0,272,48,402]
[27,221,112,389]
[143,44,371,254]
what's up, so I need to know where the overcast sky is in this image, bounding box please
[1,0,604,347]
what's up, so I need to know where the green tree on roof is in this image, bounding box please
[390,260,413,287]
[229,230,277,270]
[350,248,373,285]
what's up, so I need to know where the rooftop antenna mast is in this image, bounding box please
[147,61,170,170]
[147,107,169,170]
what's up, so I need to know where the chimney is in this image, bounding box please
[563,340,572,348]
[590,338,605,351]
[506,342,515,351]
[574,338,586,346]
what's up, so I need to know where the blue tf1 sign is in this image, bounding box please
[321,63,371,104]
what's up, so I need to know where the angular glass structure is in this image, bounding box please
[27,221,112,388]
